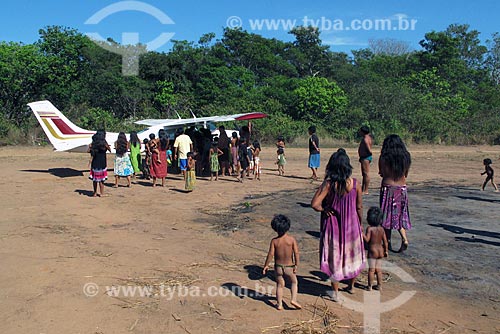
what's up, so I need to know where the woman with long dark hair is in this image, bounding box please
[378,134,412,252]
[311,149,365,301]
[87,130,111,197]
[129,131,142,177]
[113,132,134,187]
[150,129,169,187]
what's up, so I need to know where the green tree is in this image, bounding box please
[0,42,46,126]
[445,24,487,69]
[220,28,297,79]
[78,107,120,131]
[486,33,500,84]
[404,68,469,142]
[288,26,330,77]
[154,80,177,117]
[75,39,128,116]
[293,77,348,134]
[36,26,92,105]
[418,25,489,90]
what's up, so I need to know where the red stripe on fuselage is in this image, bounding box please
[51,118,93,135]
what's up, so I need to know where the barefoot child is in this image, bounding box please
[263,214,301,310]
[276,147,286,176]
[363,207,389,291]
[209,142,223,181]
[275,136,286,176]
[185,152,196,191]
[253,140,262,180]
[247,142,254,177]
[481,158,499,192]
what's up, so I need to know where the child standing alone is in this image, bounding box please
[363,207,389,291]
[185,152,196,191]
[263,214,301,310]
[481,158,499,192]
[275,136,286,176]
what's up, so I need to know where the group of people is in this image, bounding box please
[139,125,264,186]
[216,125,263,182]
[86,123,385,200]
[87,128,198,193]
[263,134,412,308]
[86,124,270,196]
[86,122,333,199]
[273,125,322,180]
[88,124,498,312]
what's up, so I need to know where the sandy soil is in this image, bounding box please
[0,145,499,334]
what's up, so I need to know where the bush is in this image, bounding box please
[0,115,11,139]
[78,107,120,132]
[251,112,305,144]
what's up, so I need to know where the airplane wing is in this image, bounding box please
[134,112,267,127]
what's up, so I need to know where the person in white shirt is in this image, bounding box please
[173,128,193,179]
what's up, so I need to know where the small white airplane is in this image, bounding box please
[28,100,267,153]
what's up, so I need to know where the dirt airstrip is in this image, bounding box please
[0,145,499,334]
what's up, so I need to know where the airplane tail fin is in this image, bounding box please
[28,100,94,152]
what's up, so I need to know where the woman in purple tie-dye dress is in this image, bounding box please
[312,149,365,301]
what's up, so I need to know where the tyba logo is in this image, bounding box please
[85,1,175,75]
[339,260,417,334]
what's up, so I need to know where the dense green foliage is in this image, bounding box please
[1,24,500,145]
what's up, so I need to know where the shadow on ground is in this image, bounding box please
[21,168,85,178]
[429,223,500,239]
